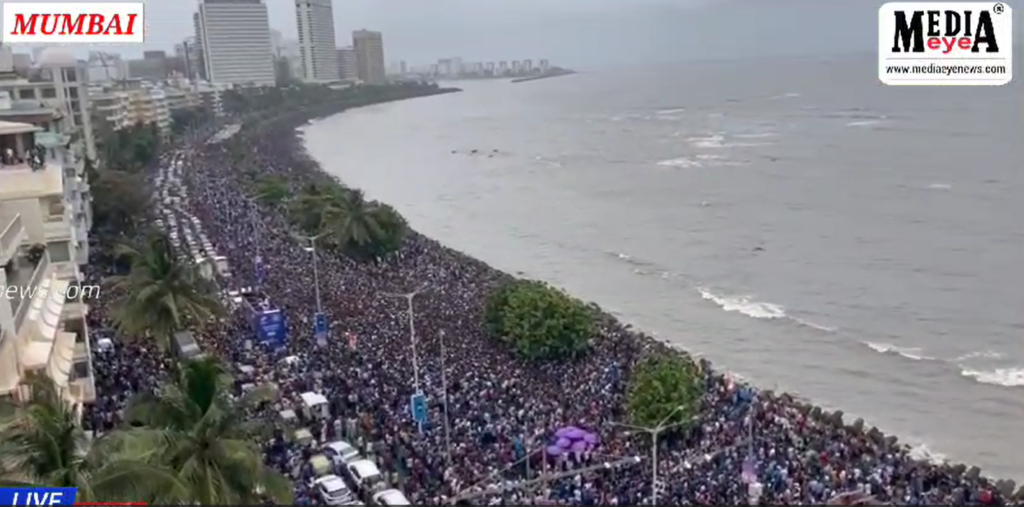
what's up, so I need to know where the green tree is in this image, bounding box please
[125,357,293,505]
[626,354,704,428]
[254,176,290,207]
[0,379,180,502]
[104,232,223,350]
[90,169,149,235]
[484,280,594,360]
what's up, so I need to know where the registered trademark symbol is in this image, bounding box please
[992,3,1005,14]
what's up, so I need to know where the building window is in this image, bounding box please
[41,88,57,99]
[48,241,71,263]
[68,87,79,99]
[17,89,36,99]
[64,69,77,82]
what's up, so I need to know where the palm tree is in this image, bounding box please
[125,357,293,505]
[327,188,382,247]
[0,379,180,502]
[105,232,223,350]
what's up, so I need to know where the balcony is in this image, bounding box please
[10,253,50,333]
[0,212,26,265]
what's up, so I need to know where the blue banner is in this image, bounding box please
[0,487,78,505]
[410,392,427,427]
[314,311,328,346]
[256,308,287,348]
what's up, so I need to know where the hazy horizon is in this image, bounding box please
[4,0,1021,68]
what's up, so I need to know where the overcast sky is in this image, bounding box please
[3,0,1022,67]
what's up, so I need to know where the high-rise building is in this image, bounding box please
[191,13,207,81]
[86,52,128,83]
[0,45,13,73]
[336,47,358,81]
[295,0,340,82]
[195,0,275,86]
[352,29,385,84]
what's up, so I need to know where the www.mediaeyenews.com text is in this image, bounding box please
[0,284,101,300]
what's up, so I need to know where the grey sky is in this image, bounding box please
[4,0,1022,67]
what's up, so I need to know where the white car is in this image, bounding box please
[314,474,356,505]
[344,459,383,491]
[324,440,362,465]
[372,489,411,506]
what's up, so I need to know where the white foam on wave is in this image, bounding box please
[656,157,703,168]
[956,350,1005,361]
[864,342,934,361]
[926,183,952,190]
[770,92,801,100]
[960,367,1024,387]
[734,132,778,139]
[846,119,882,127]
[687,134,725,149]
[533,156,562,168]
[698,288,786,319]
[657,108,686,115]
[908,443,948,464]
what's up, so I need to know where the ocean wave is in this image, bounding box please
[960,367,1024,387]
[734,132,778,139]
[926,183,952,190]
[770,92,801,100]
[656,157,703,168]
[955,350,1005,361]
[863,341,934,361]
[846,119,882,127]
[656,108,686,115]
[698,288,786,319]
[908,443,948,464]
[687,134,725,149]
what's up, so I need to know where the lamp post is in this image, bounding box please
[382,284,429,393]
[294,232,326,313]
[613,406,693,504]
[439,329,452,465]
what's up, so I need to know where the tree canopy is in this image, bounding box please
[484,280,594,361]
[286,184,408,261]
[626,354,704,428]
[104,231,223,349]
[124,357,292,505]
[0,379,180,502]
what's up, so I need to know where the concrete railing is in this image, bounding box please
[12,255,50,333]
[0,213,24,263]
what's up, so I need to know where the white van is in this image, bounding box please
[344,459,382,491]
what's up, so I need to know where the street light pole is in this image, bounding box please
[439,329,452,466]
[614,406,693,504]
[295,233,326,313]
[382,284,428,392]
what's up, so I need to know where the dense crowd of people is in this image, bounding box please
[81,111,1021,505]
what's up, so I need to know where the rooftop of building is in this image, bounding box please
[0,120,42,136]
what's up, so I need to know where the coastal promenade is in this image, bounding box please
[228,92,1021,503]
[77,83,1022,505]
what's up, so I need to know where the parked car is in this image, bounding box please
[324,440,362,465]
[372,489,411,506]
[343,459,384,492]
[313,474,356,505]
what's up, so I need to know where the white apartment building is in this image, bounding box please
[0,45,13,73]
[352,29,386,84]
[0,120,95,408]
[295,0,340,82]
[0,49,97,164]
[337,47,358,81]
[195,0,275,86]
[86,52,129,84]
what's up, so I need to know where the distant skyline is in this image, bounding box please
[2,0,1022,68]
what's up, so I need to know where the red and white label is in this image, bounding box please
[3,3,145,44]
